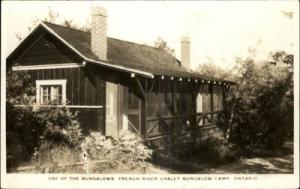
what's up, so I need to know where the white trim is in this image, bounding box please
[12,63,85,71]
[67,105,104,109]
[40,22,154,78]
[14,105,104,109]
[6,22,41,58]
[40,22,89,60]
[86,58,154,78]
[36,79,67,105]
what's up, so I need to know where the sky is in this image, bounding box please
[2,1,299,70]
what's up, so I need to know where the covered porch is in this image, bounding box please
[101,64,233,141]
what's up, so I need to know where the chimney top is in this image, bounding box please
[91,6,107,61]
[181,36,190,43]
[92,7,107,17]
[180,36,191,69]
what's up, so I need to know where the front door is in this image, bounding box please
[105,82,118,136]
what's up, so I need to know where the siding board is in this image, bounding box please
[65,68,72,104]
[79,69,85,105]
[18,34,81,65]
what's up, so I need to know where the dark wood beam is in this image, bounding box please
[140,79,148,139]
[135,77,146,100]
[148,79,156,93]
[210,85,214,122]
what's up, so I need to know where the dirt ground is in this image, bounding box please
[199,154,293,174]
[147,154,293,174]
[148,141,294,174]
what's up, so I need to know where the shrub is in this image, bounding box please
[81,131,152,173]
[6,69,83,171]
[194,129,237,163]
[171,127,193,160]
[170,126,237,164]
[221,52,293,153]
[6,103,83,172]
[31,143,82,173]
[6,68,35,104]
[6,102,44,172]
[35,106,83,148]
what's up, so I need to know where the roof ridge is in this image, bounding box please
[42,21,176,57]
[109,37,168,53]
[42,21,89,34]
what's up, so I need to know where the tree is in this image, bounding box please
[15,7,91,41]
[6,68,35,105]
[197,62,229,79]
[154,37,175,56]
[220,51,294,152]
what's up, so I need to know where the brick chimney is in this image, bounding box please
[91,7,107,61]
[180,36,190,69]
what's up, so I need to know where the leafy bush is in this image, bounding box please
[195,129,237,163]
[31,143,82,173]
[220,51,293,153]
[6,102,44,172]
[6,68,35,104]
[81,131,152,173]
[171,127,193,160]
[35,106,83,148]
[6,102,83,171]
[169,126,237,164]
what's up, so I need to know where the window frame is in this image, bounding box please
[36,79,67,105]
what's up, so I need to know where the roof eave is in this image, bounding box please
[41,22,154,78]
[86,58,154,78]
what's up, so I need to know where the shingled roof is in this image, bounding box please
[10,21,235,84]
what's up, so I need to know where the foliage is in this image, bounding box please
[154,37,175,56]
[6,66,83,171]
[6,68,35,104]
[35,106,83,148]
[197,62,229,79]
[31,143,82,173]
[6,103,83,171]
[81,131,152,172]
[171,126,193,160]
[195,129,237,163]
[6,102,44,172]
[170,126,237,164]
[221,51,293,152]
[16,7,91,41]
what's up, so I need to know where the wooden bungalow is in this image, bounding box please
[6,7,234,141]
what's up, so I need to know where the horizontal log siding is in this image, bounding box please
[27,68,105,106]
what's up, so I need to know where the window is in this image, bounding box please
[36,80,66,105]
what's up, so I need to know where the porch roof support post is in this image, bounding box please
[221,84,229,127]
[188,82,199,144]
[134,77,148,140]
[210,84,214,122]
[171,80,176,133]
[141,79,148,140]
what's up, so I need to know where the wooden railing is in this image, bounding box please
[128,119,140,135]
[146,111,226,140]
